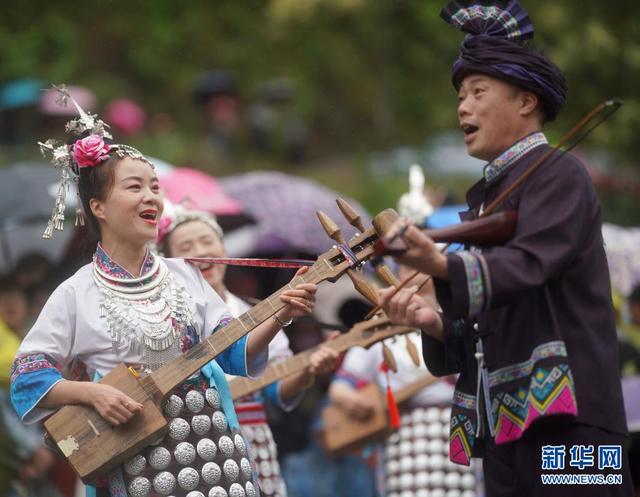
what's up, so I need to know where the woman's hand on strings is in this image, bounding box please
[87,383,143,426]
[279,266,317,319]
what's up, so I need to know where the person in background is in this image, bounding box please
[157,202,340,497]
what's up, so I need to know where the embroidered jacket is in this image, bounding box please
[422,133,627,465]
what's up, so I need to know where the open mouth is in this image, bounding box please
[139,210,158,224]
[461,123,479,137]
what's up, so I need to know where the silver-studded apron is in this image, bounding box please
[383,406,477,497]
[123,377,259,497]
[236,399,287,497]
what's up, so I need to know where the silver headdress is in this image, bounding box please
[38,84,153,239]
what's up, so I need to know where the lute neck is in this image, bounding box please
[150,264,331,396]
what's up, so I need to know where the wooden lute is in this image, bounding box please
[228,316,416,400]
[43,210,390,483]
[322,373,440,454]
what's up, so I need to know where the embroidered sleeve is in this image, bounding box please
[10,353,64,423]
[10,282,77,424]
[434,251,491,319]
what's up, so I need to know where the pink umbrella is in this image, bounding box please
[159,167,242,216]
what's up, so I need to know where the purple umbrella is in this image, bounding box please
[219,172,371,256]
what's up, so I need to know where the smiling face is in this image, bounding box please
[457,74,542,162]
[89,157,163,247]
[168,219,227,292]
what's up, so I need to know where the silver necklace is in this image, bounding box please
[92,255,195,370]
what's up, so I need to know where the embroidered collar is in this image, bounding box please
[94,243,156,282]
[483,132,548,184]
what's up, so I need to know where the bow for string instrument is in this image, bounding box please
[367,98,623,316]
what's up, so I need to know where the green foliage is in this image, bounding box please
[0,0,638,221]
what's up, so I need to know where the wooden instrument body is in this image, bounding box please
[322,383,390,454]
[322,374,439,454]
[45,364,168,482]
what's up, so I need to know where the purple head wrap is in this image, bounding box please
[441,1,567,121]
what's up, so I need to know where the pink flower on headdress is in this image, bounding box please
[157,216,173,244]
[72,135,111,168]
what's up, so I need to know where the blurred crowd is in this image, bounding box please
[0,74,639,497]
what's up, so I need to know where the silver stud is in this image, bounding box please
[223,459,240,481]
[211,411,228,432]
[218,435,235,458]
[127,476,151,497]
[205,388,221,409]
[177,467,200,491]
[258,447,269,461]
[149,446,172,470]
[201,461,222,485]
[261,477,274,495]
[208,486,228,497]
[254,426,266,443]
[186,492,206,497]
[124,454,146,476]
[229,483,246,497]
[185,390,205,413]
[233,434,247,456]
[174,442,196,465]
[163,394,184,417]
[192,414,212,436]
[245,481,257,497]
[260,460,272,478]
[197,438,217,461]
[152,471,176,495]
[169,417,191,441]
[240,458,253,480]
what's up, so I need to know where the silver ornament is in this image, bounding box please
[201,461,222,485]
[259,460,272,478]
[261,477,274,495]
[241,425,253,439]
[206,388,222,409]
[149,446,172,470]
[124,454,146,475]
[177,467,200,491]
[223,459,240,481]
[163,394,184,417]
[258,447,269,460]
[272,459,281,476]
[233,434,247,456]
[169,417,191,441]
[187,492,206,497]
[128,476,151,497]
[240,458,253,480]
[245,481,257,497]
[211,411,228,432]
[229,483,246,497]
[218,435,235,458]
[185,390,205,413]
[197,438,218,461]
[209,486,228,497]
[174,442,197,465]
[254,426,266,443]
[153,471,176,495]
[192,414,212,435]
